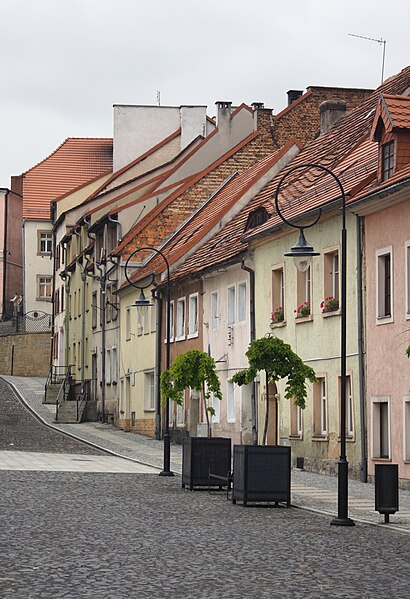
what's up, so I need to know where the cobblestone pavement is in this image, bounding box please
[1,471,410,599]
[3,376,410,532]
[1,376,410,597]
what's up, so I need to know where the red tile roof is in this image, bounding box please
[22,138,113,220]
[169,66,410,280]
[122,141,300,287]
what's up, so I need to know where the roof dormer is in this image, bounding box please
[370,94,410,182]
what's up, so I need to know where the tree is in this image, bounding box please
[231,335,317,445]
[160,349,222,437]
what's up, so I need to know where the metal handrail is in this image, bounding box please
[55,369,72,421]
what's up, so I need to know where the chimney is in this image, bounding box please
[215,101,232,129]
[252,102,265,110]
[287,90,303,106]
[320,100,347,135]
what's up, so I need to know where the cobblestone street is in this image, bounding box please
[1,377,410,598]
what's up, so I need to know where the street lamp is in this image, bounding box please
[275,163,354,527]
[124,247,174,477]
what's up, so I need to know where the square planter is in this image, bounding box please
[232,445,291,506]
[182,437,231,490]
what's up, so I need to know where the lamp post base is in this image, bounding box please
[330,517,355,527]
[159,470,175,477]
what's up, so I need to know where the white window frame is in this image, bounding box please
[238,281,247,323]
[126,308,131,341]
[144,370,156,411]
[404,396,410,462]
[176,297,186,341]
[227,381,235,423]
[320,379,327,435]
[405,241,410,319]
[38,231,53,255]
[106,349,111,385]
[227,285,236,325]
[376,246,393,324]
[211,291,219,331]
[188,293,199,338]
[371,396,391,459]
[165,301,174,343]
[111,347,118,385]
[37,275,53,301]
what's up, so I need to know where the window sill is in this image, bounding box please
[144,409,156,413]
[270,320,286,329]
[289,434,303,440]
[175,335,186,342]
[187,332,199,339]
[321,309,341,318]
[376,316,393,325]
[312,435,328,442]
[295,315,313,324]
[371,456,391,462]
[164,338,175,344]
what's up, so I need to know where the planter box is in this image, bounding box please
[182,437,231,490]
[232,445,291,507]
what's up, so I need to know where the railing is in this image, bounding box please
[54,369,72,422]
[45,365,71,403]
[0,311,52,336]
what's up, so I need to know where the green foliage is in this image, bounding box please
[231,335,317,409]
[160,350,222,410]
[406,346,410,358]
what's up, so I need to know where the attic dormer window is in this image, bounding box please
[245,207,269,232]
[382,141,394,181]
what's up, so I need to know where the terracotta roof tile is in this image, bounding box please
[170,66,410,280]
[22,138,113,220]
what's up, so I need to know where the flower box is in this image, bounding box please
[320,296,339,313]
[182,437,231,490]
[271,306,284,323]
[294,301,310,318]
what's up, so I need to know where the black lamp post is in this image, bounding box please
[124,247,174,477]
[275,163,354,527]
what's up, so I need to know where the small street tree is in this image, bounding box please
[160,349,222,437]
[231,335,317,445]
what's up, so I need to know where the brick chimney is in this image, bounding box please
[215,101,232,129]
[287,90,303,106]
[320,100,347,135]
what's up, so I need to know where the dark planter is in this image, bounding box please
[182,437,231,490]
[232,444,291,507]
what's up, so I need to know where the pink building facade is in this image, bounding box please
[0,176,23,319]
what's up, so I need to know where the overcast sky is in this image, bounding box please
[1,0,409,186]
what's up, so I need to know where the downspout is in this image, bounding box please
[153,289,162,440]
[2,190,8,318]
[357,215,367,483]
[49,230,57,377]
[95,260,106,423]
[108,214,122,243]
[241,259,258,445]
[22,219,26,314]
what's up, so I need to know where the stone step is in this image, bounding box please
[55,401,86,424]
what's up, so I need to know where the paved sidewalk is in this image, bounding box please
[3,374,410,533]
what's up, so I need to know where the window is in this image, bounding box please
[372,397,390,459]
[126,308,131,341]
[272,265,285,315]
[176,392,185,426]
[227,381,235,423]
[37,276,52,300]
[405,242,410,318]
[111,283,118,321]
[92,291,97,329]
[54,289,60,314]
[323,249,339,304]
[211,291,219,331]
[290,400,303,437]
[404,397,410,461]
[38,231,53,255]
[176,298,186,339]
[227,286,236,325]
[376,247,393,322]
[296,266,311,317]
[144,371,155,411]
[338,375,354,438]
[166,301,174,342]
[150,300,156,333]
[111,347,117,384]
[211,392,220,423]
[245,206,269,232]
[106,349,111,384]
[238,282,247,322]
[143,306,150,335]
[382,141,394,181]
[188,293,199,337]
[313,377,327,437]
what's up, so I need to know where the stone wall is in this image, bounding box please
[0,333,51,376]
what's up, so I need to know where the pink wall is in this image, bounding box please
[365,195,410,482]
[0,188,23,317]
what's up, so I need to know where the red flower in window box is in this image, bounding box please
[271,306,284,323]
[320,296,339,313]
[294,301,310,318]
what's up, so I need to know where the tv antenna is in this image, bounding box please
[156,90,161,106]
[348,34,387,84]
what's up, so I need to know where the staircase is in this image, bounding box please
[55,398,87,424]
[43,382,61,405]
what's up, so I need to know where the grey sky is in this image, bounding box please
[1,0,409,186]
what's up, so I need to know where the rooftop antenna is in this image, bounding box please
[156,90,161,106]
[348,34,387,85]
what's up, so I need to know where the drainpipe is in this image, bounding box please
[2,190,8,318]
[357,215,368,482]
[49,230,57,378]
[95,260,106,423]
[153,289,162,440]
[241,259,258,445]
[108,214,122,244]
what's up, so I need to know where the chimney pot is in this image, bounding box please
[287,90,303,105]
[215,101,232,128]
[252,102,265,110]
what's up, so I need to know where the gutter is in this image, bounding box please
[357,215,368,483]
[241,259,258,445]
